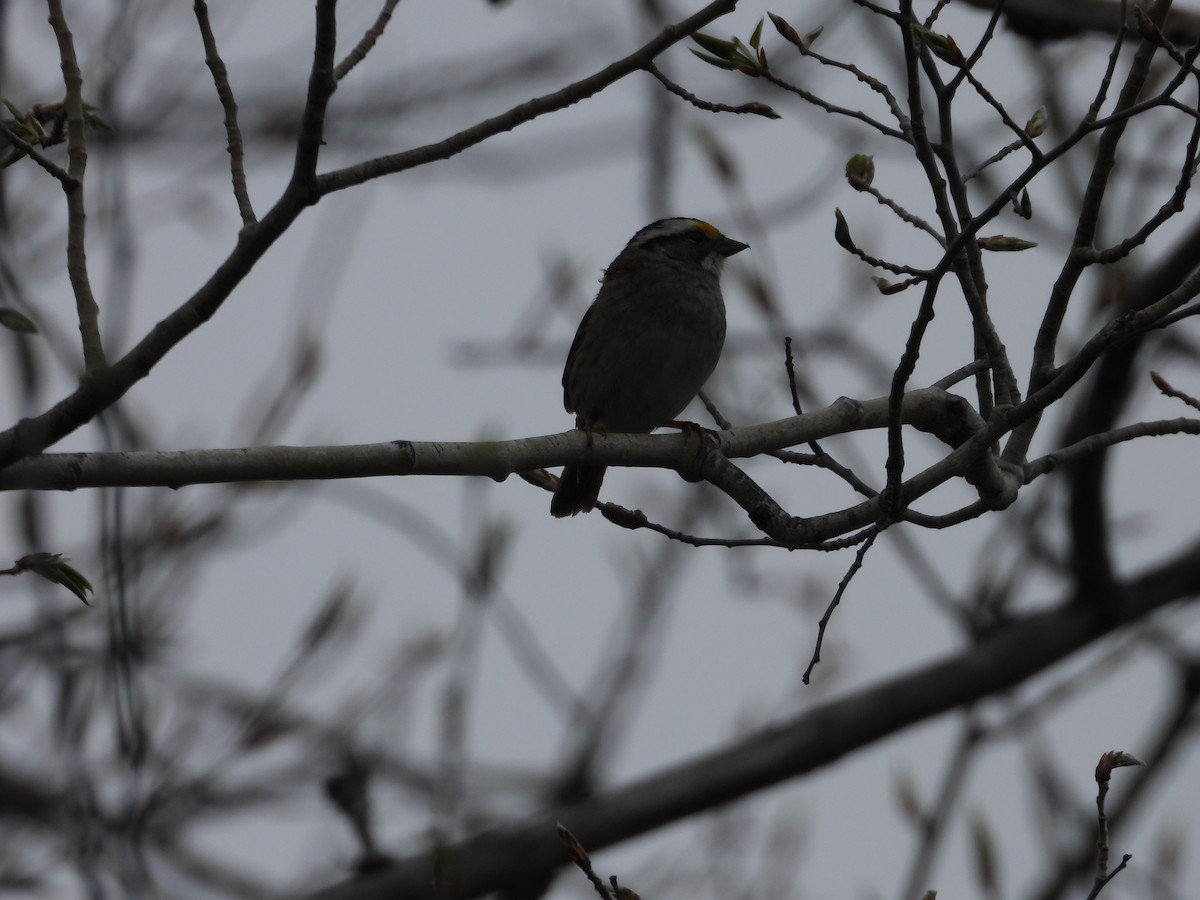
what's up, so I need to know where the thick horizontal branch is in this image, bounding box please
[305,539,1200,900]
[0,389,988,492]
[7,387,1193,547]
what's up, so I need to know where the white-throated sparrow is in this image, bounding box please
[551,217,748,517]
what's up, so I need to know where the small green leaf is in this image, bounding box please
[802,25,824,48]
[0,308,38,334]
[689,49,740,71]
[749,17,764,49]
[19,552,94,604]
[833,208,854,253]
[691,31,739,59]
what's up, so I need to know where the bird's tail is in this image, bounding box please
[550,464,606,517]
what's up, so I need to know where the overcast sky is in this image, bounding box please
[4,1,1199,897]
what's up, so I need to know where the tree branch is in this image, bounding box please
[47,0,105,371]
[194,0,256,227]
[313,0,740,195]
[305,541,1200,900]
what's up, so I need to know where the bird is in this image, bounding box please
[551,217,748,517]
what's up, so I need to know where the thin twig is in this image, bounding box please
[596,493,874,550]
[1146,299,1200,331]
[335,0,402,81]
[781,337,878,498]
[861,183,946,245]
[646,63,779,118]
[836,210,932,277]
[1084,1,1130,125]
[314,0,740,194]
[881,0,965,521]
[1031,0,1174,393]
[963,136,1025,182]
[902,500,989,529]
[931,359,990,390]
[1024,418,1200,481]
[47,0,105,372]
[918,18,1021,415]
[1151,371,1200,411]
[1080,68,1200,264]
[922,0,954,27]
[851,0,902,21]
[803,527,879,682]
[759,70,905,139]
[964,72,1039,158]
[194,0,256,227]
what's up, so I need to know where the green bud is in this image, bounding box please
[1025,106,1047,138]
[749,17,765,49]
[913,24,965,66]
[845,154,875,191]
[978,235,1038,251]
[768,12,802,46]
[690,49,740,71]
[833,209,854,252]
[692,31,739,59]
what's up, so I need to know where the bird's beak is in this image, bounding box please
[717,237,749,257]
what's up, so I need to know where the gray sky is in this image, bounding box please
[4,1,1199,897]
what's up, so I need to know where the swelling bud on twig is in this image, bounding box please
[1012,188,1033,220]
[845,154,875,190]
[978,235,1037,252]
[1134,6,1165,44]
[912,24,965,66]
[833,208,855,252]
[1096,750,1144,782]
[1,552,94,604]
[691,29,766,76]
[1025,105,1047,137]
[768,13,822,50]
[871,275,915,295]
